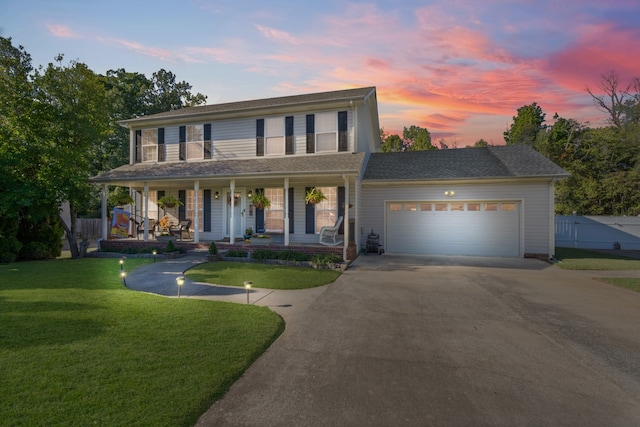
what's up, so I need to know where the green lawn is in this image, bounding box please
[555,247,640,293]
[0,258,284,426]
[554,247,640,270]
[598,277,640,293]
[185,261,341,289]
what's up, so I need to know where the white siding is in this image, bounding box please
[360,181,553,257]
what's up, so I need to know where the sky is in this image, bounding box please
[2,0,640,147]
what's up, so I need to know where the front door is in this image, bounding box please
[224,190,244,237]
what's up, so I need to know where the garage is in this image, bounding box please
[385,200,521,257]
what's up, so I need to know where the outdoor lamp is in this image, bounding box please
[214,191,220,199]
[176,276,185,298]
[244,281,253,304]
[152,250,157,263]
[119,258,124,270]
[444,190,455,197]
[120,270,127,287]
[247,190,253,199]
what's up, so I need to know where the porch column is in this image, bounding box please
[343,174,350,261]
[143,182,149,241]
[101,184,108,240]
[284,178,290,246]
[194,180,200,243]
[230,179,236,243]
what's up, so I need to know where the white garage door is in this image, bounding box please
[386,201,521,257]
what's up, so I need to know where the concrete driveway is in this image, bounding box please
[197,255,640,426]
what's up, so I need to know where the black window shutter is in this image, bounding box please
[256,119,265,157]
[157,128,165,162]
[285,116,294,155]
[203,189,211,232]
[178,190,186,220]
[204,124,212,160]
[338,186,345,234]
[255,187,265,233]
[179,126,186,160]
[305,187,315,234]
[288,187,294,234]
[135,130,142,163]
[338,111,348,152]
[306,115,315,153]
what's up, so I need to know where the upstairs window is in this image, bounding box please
[315,112,337,152]
[265,117,285,156]
[306,111,348,153]
[142,129,157,162]
[187,125,204,160]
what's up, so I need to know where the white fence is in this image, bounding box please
[556,215,640,250]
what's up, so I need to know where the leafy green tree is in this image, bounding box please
[403,125,435,150]
[32,55,112,257]
[146,69,207,114]
[504,102,546,145]
[472,139,490,148]
[381,133,403,152]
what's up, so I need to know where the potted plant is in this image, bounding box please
[251,191,271,209]
[157,194,183,210]
[108,187,134,206]
[207,241,221,261]
[244,227,253,240]
[305,187,326,205]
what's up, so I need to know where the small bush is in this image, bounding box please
[165,240,176,253]
[311,254,342,265]
[276,250,310,261]
[137,247,158,254]
[251,249,278,260]
[208,241,218,255]
[226,249,248,258]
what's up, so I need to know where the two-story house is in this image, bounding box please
[92,86,568,259]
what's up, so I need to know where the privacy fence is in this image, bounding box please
[556,215,640,250]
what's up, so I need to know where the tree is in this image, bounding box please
[504,102,546,145]
[381,133,403,152]
[32,55,112,258]
[587,71,639,129]
[403,125,436,150]
[146,69,207,114]
[472,139,490,148]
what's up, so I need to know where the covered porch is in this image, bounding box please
[91,154,365,261]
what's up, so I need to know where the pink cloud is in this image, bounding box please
[46,24,80,39]
[113,39,203,64]
[543,22,640,93]
[255,24,301,45]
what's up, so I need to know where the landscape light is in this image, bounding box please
[244,281,253,304]
[176,276,185,298]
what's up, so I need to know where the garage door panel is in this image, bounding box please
[386,201,520,257]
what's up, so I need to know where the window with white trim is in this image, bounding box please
[265,117,285,155]
[315,186,338,233]
[315,112,337,152]
[187,125,204,160]
[186,190,203,232]
[265,188,284,232]
[142,129,157,162]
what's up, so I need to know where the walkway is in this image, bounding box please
[125,251,330,322]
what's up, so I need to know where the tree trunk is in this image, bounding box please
[60,204,80,259]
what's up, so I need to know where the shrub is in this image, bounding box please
[165,240,176,253]
[276,250,310,261]
[251,249,278,260]
[208,241,218,255]
[226,249,248,258]
[311,254,342,265]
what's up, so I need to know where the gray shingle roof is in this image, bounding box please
[91,153,365,183]
[363,145,568,181]
[122,87,376,125]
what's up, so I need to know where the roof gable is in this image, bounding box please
[363,145,568,181]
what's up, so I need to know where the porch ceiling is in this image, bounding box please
[91,152,365,188]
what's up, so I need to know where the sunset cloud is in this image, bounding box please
[46,24,80,39]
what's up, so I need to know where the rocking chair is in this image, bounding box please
[319,216,343,246]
